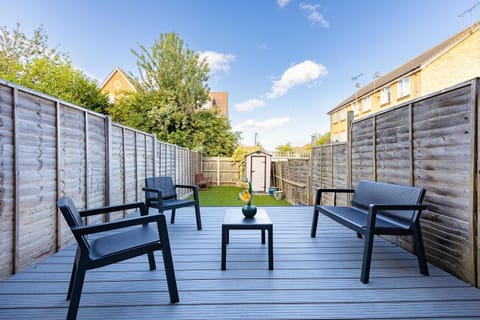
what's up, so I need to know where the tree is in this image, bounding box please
[315,132,330,146]
[276,143,294,155]
[109,32,239,155]
[0,24,110,113]
[231,145,262,178]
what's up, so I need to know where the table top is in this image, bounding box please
[223,208,272,226]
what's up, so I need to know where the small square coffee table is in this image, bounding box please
[221,208,273,270]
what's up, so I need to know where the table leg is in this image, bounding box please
[268,226,273,270]
[261,228,265,244]
[221,226,227,270]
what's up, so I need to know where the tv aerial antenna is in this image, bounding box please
[459,1,480,26]
[352,73,363,88]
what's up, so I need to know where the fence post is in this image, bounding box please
[217,156,220,186]
[105,116,112,219]
[347,111,354,189]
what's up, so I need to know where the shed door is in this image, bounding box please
[250,155,266,192]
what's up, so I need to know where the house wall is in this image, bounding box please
[101,70,135,102]
[421,29,480,96]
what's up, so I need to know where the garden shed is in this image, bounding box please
[245,151,272,193]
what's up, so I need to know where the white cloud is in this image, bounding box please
[235,99,266,112]
[267,60,328,98]
[299,3,330,28]
[277,0,291,7]
[233,117,291,131]
[199,51,235,74]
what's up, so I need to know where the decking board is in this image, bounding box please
[0,206,479,319]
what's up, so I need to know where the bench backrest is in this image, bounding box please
[352,180,426,226]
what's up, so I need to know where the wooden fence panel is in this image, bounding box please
[86,114,107,220]
[109,126,125,208]
[58,104,85,246]
[375,106,412,185]
[0,85,14,279]
[202,157,239,186]
[332,144,348,206]
[135,132,146,202]
[16,91,58,272]
[412,85,474,283]
[351,117,375,185]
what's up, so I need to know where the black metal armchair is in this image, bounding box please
[143,176,202,230]
[57,197,179,320]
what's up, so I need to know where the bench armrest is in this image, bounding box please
[315,188,355,206]
[366,203,428,230]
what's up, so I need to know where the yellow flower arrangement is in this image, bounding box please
[238,181,253,206]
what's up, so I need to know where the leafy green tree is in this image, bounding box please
[109,32,239,155]
[276,143,294,155]
[0,24,110,113]
[315,132,331,146]
[231,145,262,178]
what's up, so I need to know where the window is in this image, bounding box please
[381,86,391,104]
[398,77,410,98]
[340,109,346,120]
[332,112,338,123]
[353,102,360,115]
[362,96,371,111]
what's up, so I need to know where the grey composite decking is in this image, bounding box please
[1,206,480,319]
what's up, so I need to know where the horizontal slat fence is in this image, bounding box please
[0,79,201,280]
[311,78,480,287]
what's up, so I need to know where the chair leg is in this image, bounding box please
[67,265,87,320]
[157,214,179,303]
[413,224,429,276]
[147,252,157,270]
[360,230,375,284]
[310,208,319,237]
[171,209,176,224]
[195,202,202,230]
[67,248,81,300]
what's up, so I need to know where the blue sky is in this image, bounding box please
[1,0,479,150]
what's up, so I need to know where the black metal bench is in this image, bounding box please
[310,180,429,283]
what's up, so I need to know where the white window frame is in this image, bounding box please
[340,109,346,121]
[353,102,360,115]
[381,86,391,104]
[362,96,371,111]
[332,112,338,123]
[398,76,410,98]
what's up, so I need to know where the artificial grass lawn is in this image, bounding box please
[187,186,292,207]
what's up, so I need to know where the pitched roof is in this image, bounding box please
[328,20,480,114]
[99,67,136,92]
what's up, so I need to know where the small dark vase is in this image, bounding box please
[242,205,257,218]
